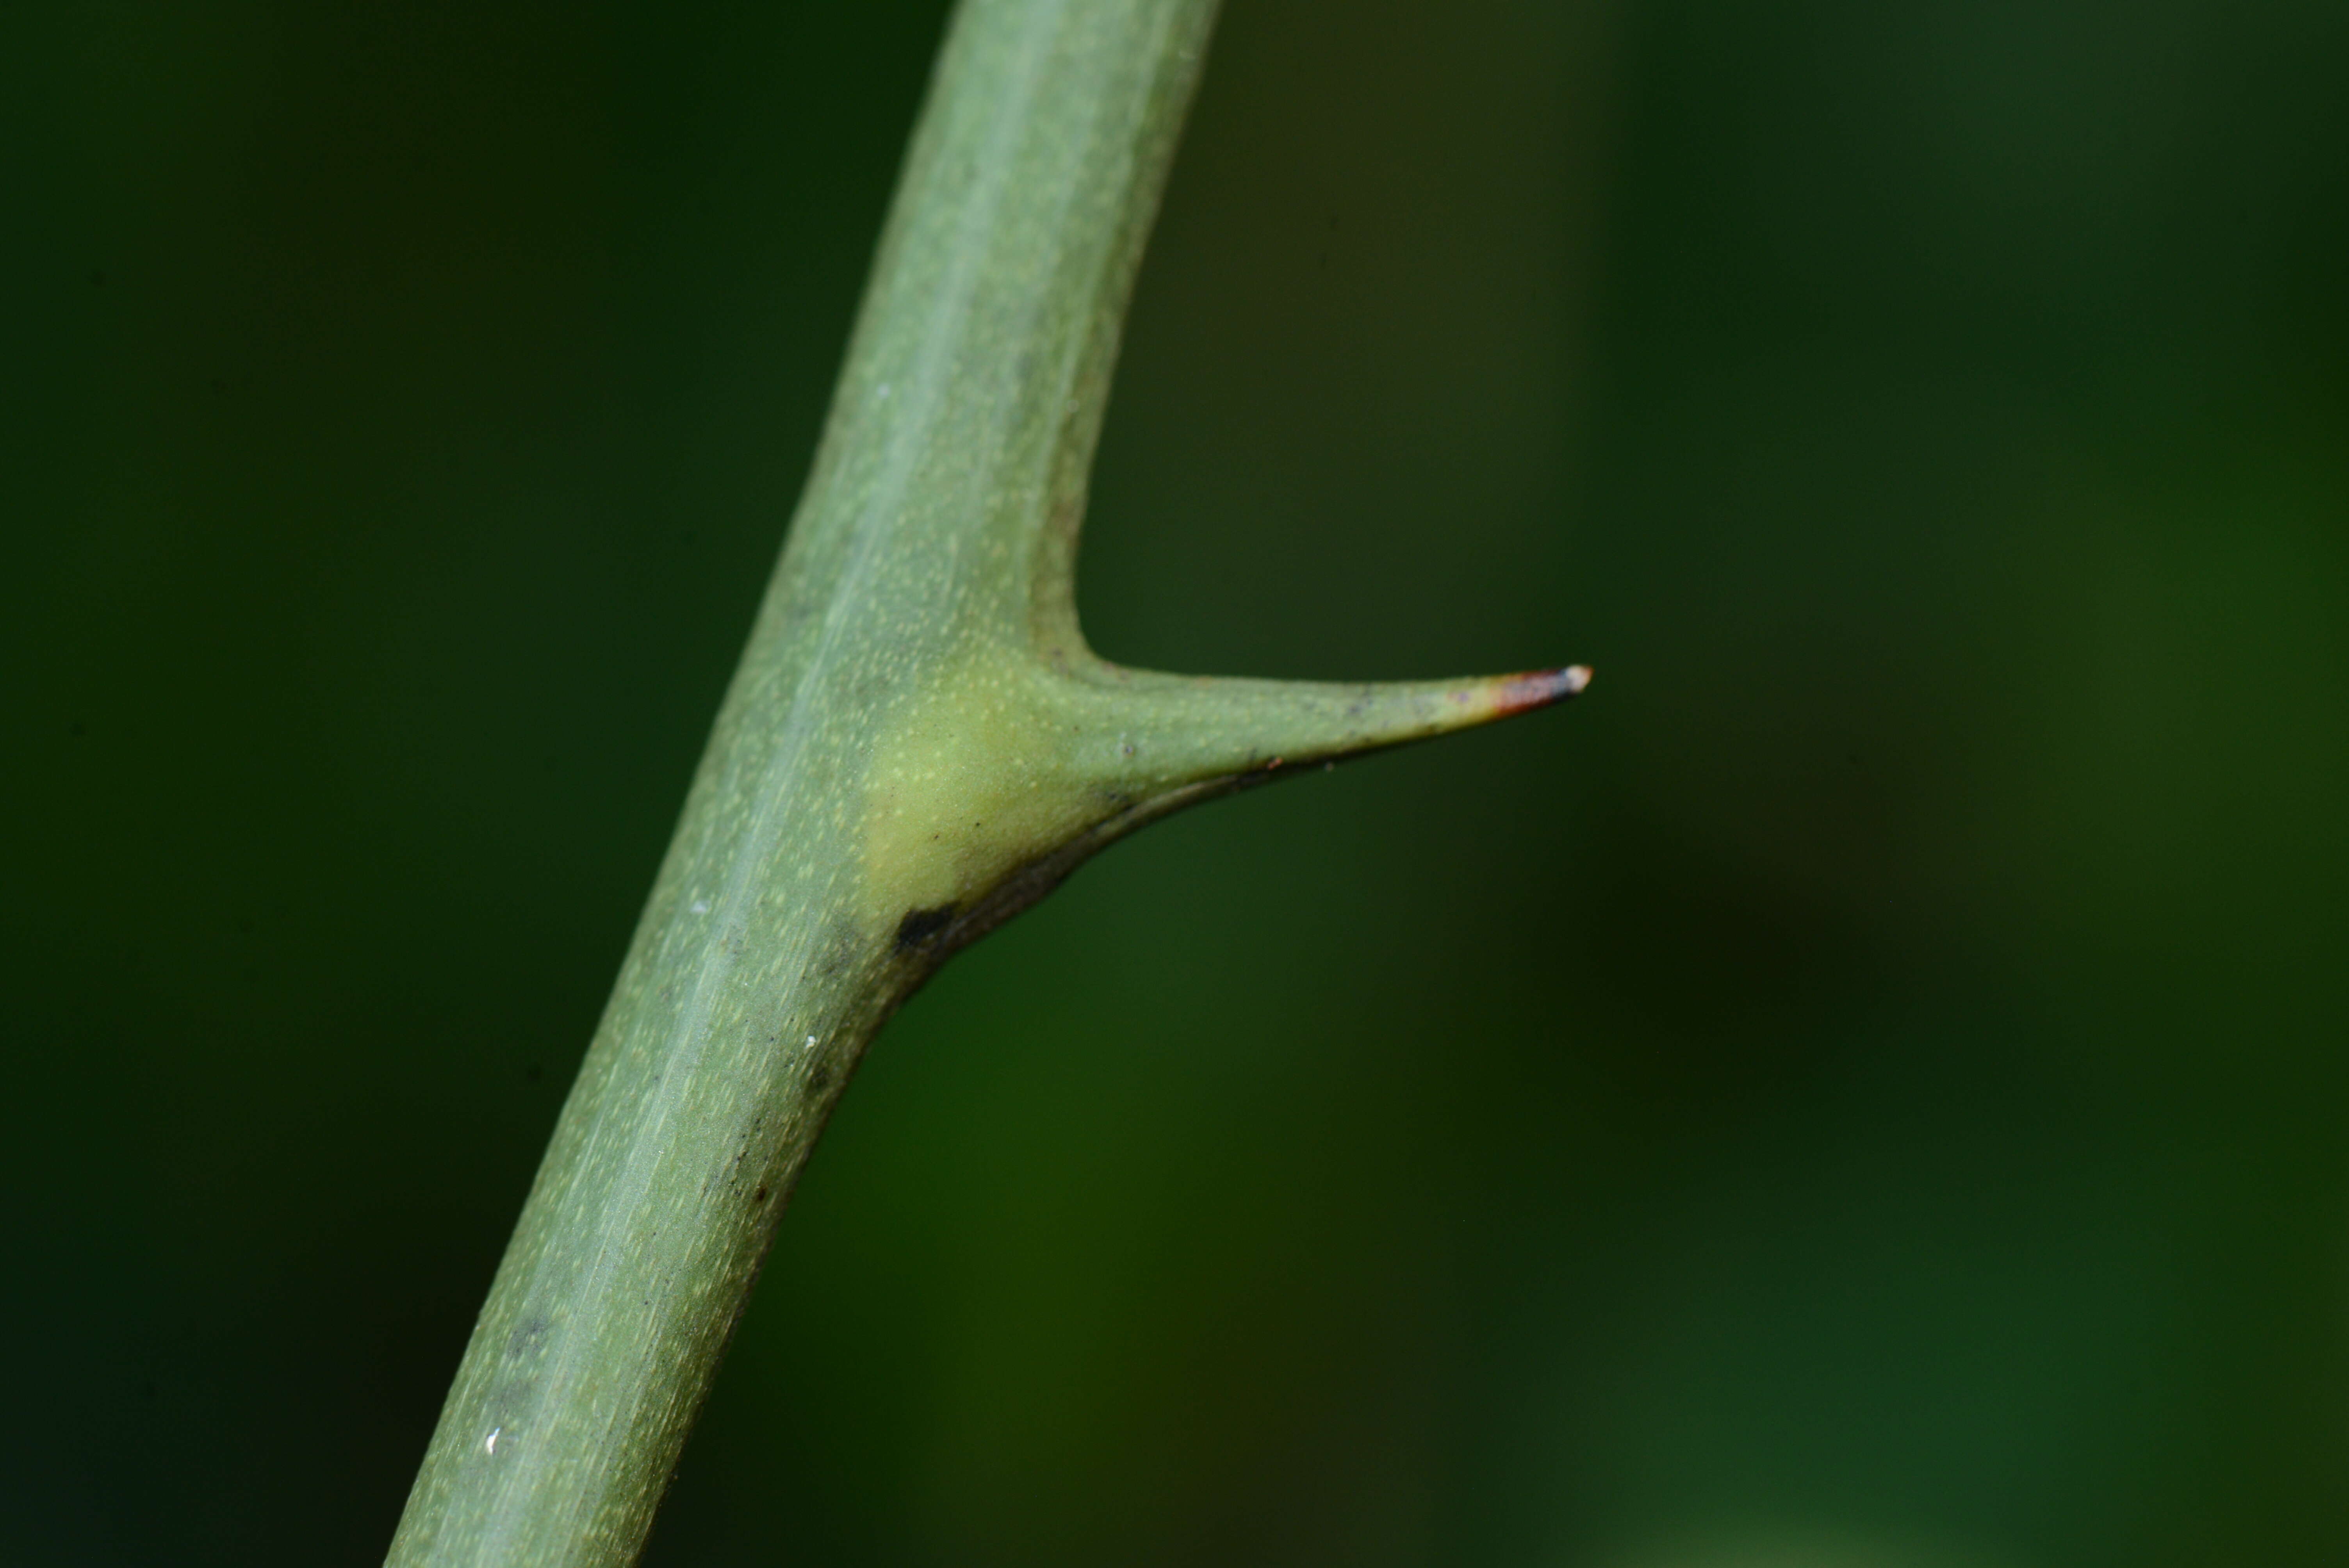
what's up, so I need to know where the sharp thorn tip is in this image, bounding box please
[1490,664,1592,715]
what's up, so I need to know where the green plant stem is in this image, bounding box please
[386,1,1583,1562]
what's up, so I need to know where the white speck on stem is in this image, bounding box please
[689,899,710,915]
[485,1426,501,1456]
[804,1035,817,1051]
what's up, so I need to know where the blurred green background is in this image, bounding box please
[7,0,2347,1563]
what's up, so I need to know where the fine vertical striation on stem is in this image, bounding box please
[387,1,1585,1563]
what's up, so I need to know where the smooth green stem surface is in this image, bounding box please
[387,2,1582,1563]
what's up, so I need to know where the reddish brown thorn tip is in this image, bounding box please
[1490,665,1593,716]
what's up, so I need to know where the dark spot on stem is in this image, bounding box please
[752,1186,769,1204]
[506,1315,551,1358]
[806,1064,833,1097]
[894,904,955,952]
[818,919,859,976]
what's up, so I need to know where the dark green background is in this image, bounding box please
[9,0,2347,1563]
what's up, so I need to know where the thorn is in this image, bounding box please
[1041,656,1594,805]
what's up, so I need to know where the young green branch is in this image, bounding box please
[386,1,1584,1563]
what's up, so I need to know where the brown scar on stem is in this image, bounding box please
[893,904,957,953]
